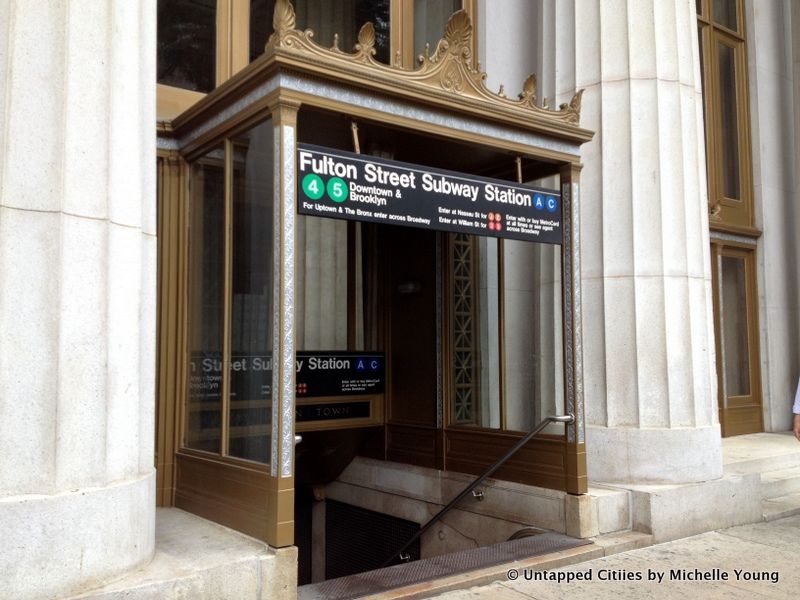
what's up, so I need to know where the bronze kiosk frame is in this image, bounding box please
[156,1,593,550]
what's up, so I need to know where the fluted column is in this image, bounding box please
[0,1,156,598]
[550,0,721,483]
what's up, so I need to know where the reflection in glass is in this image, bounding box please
[478,238,501,428]
[297,217,363,351]
[697,26,705,93]
[503,242,564,434]
[720,256,750,397]
[414,0,461,58]
[186,146,225,452]
[713,0,737,30]
[249,0,272,63]
[250,0,390,64]
[158,0,216,92]
[718,42,740,200]
[228,120,274,463]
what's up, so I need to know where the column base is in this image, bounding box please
[0,471,155,600]
[586,424,723,484]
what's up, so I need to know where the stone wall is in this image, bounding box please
[746,0,800,432]
[0,1,157,598]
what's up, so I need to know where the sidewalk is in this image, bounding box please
[427,514,800,599]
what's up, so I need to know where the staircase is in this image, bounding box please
[761,464,800,521]
[721,432,800,521]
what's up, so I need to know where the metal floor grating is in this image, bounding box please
[299,532,592,600]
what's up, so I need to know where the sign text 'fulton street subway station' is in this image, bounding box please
[297,144,563,245]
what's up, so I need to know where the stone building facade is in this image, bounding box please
[0,1,797,598]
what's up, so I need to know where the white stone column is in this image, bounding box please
[0,1,156,598]
[546,0,722,483]
[747,0,800,432]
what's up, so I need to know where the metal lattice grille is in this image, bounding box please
[450,233,479,424]
[325,500,420,581]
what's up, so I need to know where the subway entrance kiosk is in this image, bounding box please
[156,1,593,587]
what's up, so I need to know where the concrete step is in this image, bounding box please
[725,450,800,476]
[722,432,800,476]
[68,508,295,600]
[586,485,632,535]
[762,492,800,522]
[760,466,800,499]
[587,530,653,557]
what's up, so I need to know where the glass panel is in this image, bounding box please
[477,238,501,429]
[186,145,225,452]
[414,0,461,58]
[713,0,737,30]
[296,217,362,351]
[251,1,390,63]
[250,0,273,62]
[354,0,390,64]
[449,234,500,429]
[697,27,705,94]
[158,0,216,92]
[720,256,750,397]
[228,120,274,463]
[717,41,740,200]
[503,241,564,434]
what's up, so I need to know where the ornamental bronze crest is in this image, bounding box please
[265,0,583,125]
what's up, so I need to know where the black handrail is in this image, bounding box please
[380,413,575,568]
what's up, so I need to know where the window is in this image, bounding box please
[413,0,460,53]
[158,0,217,93]
[447,234,565,434]
[251,1,392,64]
[227,125,275,462]
[295,216,364,351]
[185,145,226,453]
[184,120,275,464]
[157,0,476,119]
[697,0,754,232]
[710,242,762,436]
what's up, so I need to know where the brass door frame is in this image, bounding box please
[697,0,757,236]
[710,240,763,436]
[155,150,189,507]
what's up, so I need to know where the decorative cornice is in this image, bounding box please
[156,120,175,136]
[265,0,583,125]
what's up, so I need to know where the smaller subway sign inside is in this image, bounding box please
[297,144,562,245]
